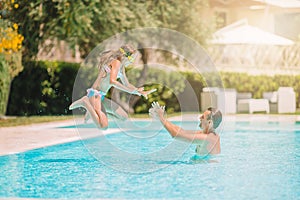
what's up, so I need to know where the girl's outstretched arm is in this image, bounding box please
[109,60,140,95]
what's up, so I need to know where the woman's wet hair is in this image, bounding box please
[207,107,222,129]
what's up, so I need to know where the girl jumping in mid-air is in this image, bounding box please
[69,44,156,129]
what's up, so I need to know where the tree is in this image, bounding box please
[6,0,215,115]
[8,0,101,61]
[88,0,213,113]
[8,0,213,61]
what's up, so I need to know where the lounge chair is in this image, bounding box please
[237,92,270,114]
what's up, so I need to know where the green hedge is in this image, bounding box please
[6,61,300,116]
[220,72,300,107]
[7,61,79,116]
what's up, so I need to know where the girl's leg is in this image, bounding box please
[69,96,108,129]
[89,95,108,129]
[102,98,128,121]
[84,100,107,123]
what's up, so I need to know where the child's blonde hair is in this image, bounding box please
[97,44,135,70]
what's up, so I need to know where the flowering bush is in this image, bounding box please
[0,19,23,78]
[0,0,24,115]
[0,0,23,77]
[0,21,23,54]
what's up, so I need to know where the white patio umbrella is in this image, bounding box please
[211,20,294,46]
[254,0,300,9]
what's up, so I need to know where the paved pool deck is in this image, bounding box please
[1,114,299,156]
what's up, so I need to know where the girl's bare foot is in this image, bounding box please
[69,96,89,110]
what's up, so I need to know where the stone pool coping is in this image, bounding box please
[1,114,299,156]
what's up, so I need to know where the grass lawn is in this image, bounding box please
[0,115,74,127]
[0,112,185,127]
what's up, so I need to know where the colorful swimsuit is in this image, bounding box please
[86,64,123,100]
[86,88,106,101]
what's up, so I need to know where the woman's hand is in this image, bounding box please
[149,101,165,120]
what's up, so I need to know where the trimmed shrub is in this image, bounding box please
[7,61,80,116]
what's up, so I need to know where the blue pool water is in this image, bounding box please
[1,120,300,199]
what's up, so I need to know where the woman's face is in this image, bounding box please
[199,110,211,129]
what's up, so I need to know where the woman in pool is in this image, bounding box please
[69,45,155,129]
[149,102,222,155]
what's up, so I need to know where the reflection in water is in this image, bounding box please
[189,154,219,164]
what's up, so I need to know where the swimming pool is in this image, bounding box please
[1,120,300,199]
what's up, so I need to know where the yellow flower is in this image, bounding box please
[11,0,15,3]
[19,35,24,41]
[6,27,13,32]
[1,21,24,54]
[14,4,19,9]
[13,23,18,30]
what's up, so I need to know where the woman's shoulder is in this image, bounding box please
[207,132,220,140]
